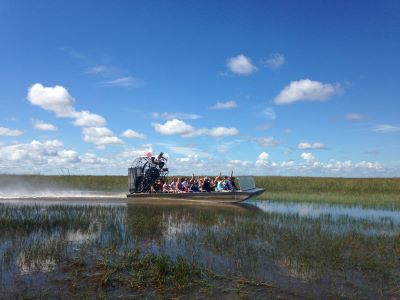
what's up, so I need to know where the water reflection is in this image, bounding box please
[248,199,400,223]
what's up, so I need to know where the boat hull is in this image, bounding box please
[126,188,265,204]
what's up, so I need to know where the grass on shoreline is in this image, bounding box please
[1,174,400,207]
[254,176,400,208]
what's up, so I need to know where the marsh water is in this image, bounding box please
[0,197,399,298]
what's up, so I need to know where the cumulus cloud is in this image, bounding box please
[264,53,285,69]
[27,83,76,117]
[119,145,154,159]
[27,83,106,127]
[82,127,123,149]
[346,113,365,121]
[0,140,77,165]
[152,112,202,120]
[255,151,270,167]
[210,101,238,110]
[297,142,325,150]
[73,111,106,127]
[0,127,23,136]
[228,159,253,167]
[0,139,392,176]
[255,136,281,147]
[373,124,400,133]
[27,83,123,148]
[153,119,194,136]
[32,120,58,131]
[152,119,239,137]
[274,79,341,105]
[121,129,146,139]
[301,152,316,162]
[227,54,257,75]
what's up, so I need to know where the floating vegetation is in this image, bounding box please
[0,200,399,298]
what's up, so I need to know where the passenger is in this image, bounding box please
[177,178,185,192]
[162,180,170,192]
[170,178,177,191]
[223,176,233,191]
[198,178,205,192]
[189,180,200,192]
[154,179,163,192]
[215,176,225,192]
[229,176,237,191]
[182,177,189,192]
[202,177,212,192]
[153,152,166,169]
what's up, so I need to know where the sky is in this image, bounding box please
[0,0,399,176]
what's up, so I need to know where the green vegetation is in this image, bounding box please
[254,176,400,208]
[1,201,399,298]
[2,174,400,207]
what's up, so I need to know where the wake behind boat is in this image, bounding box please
[126,152,265,204]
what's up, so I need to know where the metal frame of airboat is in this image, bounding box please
[126,187,265,204]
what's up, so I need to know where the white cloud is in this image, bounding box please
[255,136,281,147]
[261,108,277,120]
[27,83,107,127]
[301,152,316,162]
[163,145,211,158]
[121,129,146,139]
[73,111,106,127]
[32,120,58,131]
[26,83,126,149]
[85,65,114,75]
[0,127,23,136]
[153,119,239,137]
[281,160,295,167]
[373,124,400,133]
[258,152,269,160]
[99,76,141,87]
[274,79,341,105]
[255,151,270,167]
[297,142,325,150]
[210,101,238,110]
[119,145,154,159]
[228,159,253,167]
[0,139,393,176]
[152,112,202,120]
[82,127,123,149]
[27,83,76,117]
[195,127,239,137]
[153,119,194,136]
[346,113,365,121]
[264,53,285,69]
[0,139,76,165]
[227,54,257,75]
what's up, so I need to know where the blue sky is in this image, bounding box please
[0,0,399,176]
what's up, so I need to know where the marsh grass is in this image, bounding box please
[2,174,400,207]
[254,176,400,208]
[1,201,399,298]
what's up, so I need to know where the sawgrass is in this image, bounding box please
[253,176,400,208]
[1,174,400,207]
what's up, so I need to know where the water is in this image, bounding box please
[0,198,399,298]
[248,199,400,223]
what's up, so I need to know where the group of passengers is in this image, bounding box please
[151,175,238,193]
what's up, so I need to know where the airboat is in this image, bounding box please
[126,153,265,204]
